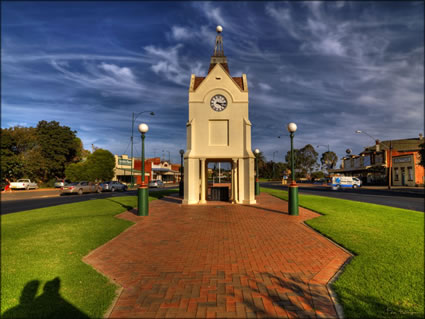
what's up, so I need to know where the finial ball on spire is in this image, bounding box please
[216,25,223,33]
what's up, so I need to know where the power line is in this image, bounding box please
[121,139,131,156]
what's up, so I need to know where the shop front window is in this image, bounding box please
[408,167,413,181]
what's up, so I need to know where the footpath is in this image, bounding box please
[84,193,351,318]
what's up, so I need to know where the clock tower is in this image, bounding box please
[183,26,256,205]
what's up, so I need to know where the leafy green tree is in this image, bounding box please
[320,151,338,171]
[1,122,86,182]
[274,162,289,179]
[311,171,325,180]
[0,129,24,180]
[85,149,115,181]
[64,163,87,182]
[65,149,115,182]
[9,126,38,154]
[420,143,425,168]
[285,144,319,178]
[36,121,80,181]
[21,147,48,181]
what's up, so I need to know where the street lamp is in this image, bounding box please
[287,122,299,216]
[138,123,149,216]
[130,111,154,188]
[179,149,184,197]
[355,130,392,190]
[254,148,260,195]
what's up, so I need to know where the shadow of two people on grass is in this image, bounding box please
[2,277,89,318]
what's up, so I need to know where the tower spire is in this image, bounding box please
[213,25,224,56]
[209,26,229,73]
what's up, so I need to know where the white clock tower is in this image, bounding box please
[183,26,256,205]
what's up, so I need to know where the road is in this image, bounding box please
[1,185,178,215]
[2,183,423,214]
[261,182,424,212]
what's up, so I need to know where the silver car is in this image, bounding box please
[60,181,102,195]
[148,180,164,188]
[100,181,127,192]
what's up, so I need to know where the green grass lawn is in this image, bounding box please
[262,187,424,319]
[1,189,177,318]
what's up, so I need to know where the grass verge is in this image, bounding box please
[262,187,424,318]
[1,189,177,318]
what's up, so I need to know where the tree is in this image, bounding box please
[285,144,319,178]
[1,122,86,182]
[311,171,325,180]
[320,151,338,171]
[420,143,425,168]
[65,149,115,182]
[0,129,23,180]
[85,149,115,181]
[64,163,87,182]
[36,120,80,181]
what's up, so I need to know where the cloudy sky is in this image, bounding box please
[2,1,424,164]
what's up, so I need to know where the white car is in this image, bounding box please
[10,179,38,190]
[330,176,362,190]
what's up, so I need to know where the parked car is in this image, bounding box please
[10,179,38,190]
[60,181,102,195]
[99,181,128,192]
[148,180,164,188]
[54,179,70,188]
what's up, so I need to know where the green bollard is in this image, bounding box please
[137,186,149,216]
[288,185,299,216]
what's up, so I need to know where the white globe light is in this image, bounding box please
[216,25,223,33]
[254,148,260,154]
[287,122,297,133]
[138,123,149,133]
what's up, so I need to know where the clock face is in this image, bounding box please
[210,94,228,112]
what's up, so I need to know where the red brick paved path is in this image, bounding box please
[84,193,350,318]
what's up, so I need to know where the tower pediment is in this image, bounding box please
[190,64,246,95]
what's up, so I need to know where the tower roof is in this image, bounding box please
[192,26,244,91]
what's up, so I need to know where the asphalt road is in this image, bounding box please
[1,186,178,215]
[2,183,423,214]
[261,182,424,212]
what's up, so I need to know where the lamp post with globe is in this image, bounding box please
[130,111,154,188]
[254,148,260,195]
[137,123,149,216]
[287,122,299,216]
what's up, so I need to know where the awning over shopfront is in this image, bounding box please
[115,168,149,176]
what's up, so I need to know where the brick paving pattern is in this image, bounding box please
[83,193,351,318]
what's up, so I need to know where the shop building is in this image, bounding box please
[113,155,180,184]
[329,136,424,187]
